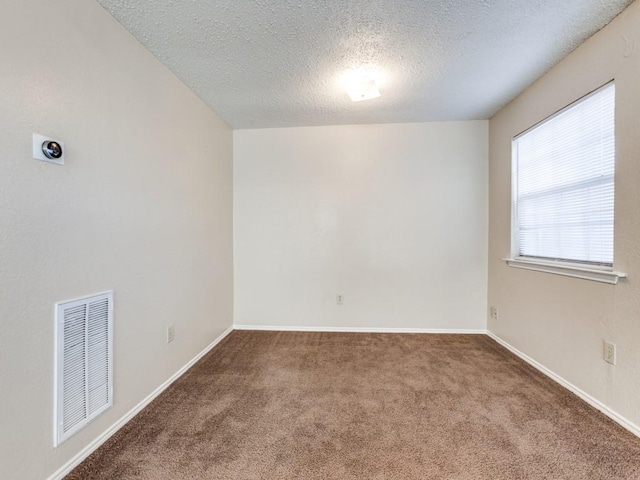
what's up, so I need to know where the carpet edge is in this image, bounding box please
[46,325,235,480]
[486,330,640,439]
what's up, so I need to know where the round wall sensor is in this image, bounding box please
[42,140,63,159]
[33,133,64,165]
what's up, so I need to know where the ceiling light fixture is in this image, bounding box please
[346,77,381,102]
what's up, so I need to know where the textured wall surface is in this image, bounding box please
[0,1,233,479]
[234,122,488,330]
[96,0,632,128]
[488,1,640,429]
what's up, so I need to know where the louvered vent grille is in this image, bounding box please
[55,292,113,446]
[62,304,87,433]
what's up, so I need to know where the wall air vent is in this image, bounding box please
[54,291,113,446]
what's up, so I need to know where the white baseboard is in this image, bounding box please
[47,325,234,480]
[486,330,640,439]
[233,324,486,334]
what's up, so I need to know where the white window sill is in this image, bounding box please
[504,258,626,285]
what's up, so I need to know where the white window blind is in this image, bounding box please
[512,82,615,266]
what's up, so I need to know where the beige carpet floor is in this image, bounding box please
[68,331,640,479]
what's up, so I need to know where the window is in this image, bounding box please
[509,82,623,283]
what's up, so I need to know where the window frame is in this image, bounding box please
[506,82,625,284]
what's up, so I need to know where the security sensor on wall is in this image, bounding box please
[33,133,64,165]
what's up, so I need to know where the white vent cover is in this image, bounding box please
[54,291,113,446]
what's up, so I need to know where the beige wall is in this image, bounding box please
[234,122,488,330]
[488,2,640,428]
[0,1,233,479]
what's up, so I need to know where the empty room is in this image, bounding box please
[3,0,640,478]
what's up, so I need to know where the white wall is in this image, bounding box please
[0,1,233,479]
[234,122,488,330]
[488,2,640,428]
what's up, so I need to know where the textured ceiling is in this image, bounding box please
[97,0,633,129]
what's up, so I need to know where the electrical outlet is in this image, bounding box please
[166,324,175,344]
[336,294,344,305]
[489,306,499,321]
[604,341,616,365]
